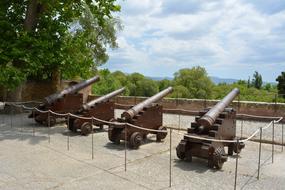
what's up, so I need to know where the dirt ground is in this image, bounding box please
[0,111,284,190]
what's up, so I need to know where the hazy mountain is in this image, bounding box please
[147,76,238,84]
[210,76,238,84]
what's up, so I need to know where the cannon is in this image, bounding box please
[176,88,245,169]
[67,87,125,135]
[108,87,173,149]
[29,76,100,126]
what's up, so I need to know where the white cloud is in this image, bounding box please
[105,0,285,81]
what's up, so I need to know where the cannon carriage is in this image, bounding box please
[176,88,245,169]
[67,87,125,135]
[28,76,100,126]
[108,87,173,149]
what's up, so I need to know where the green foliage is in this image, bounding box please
[135,79,159,97]
[92,69,121,95]
[170,85,190,98]
[91,67,284,103]
[158,79,172,91]
[0,0,121,89]
[174,67,213,98]
[212,82,278,102]
[276,72,285,98]
[252,71,263,89]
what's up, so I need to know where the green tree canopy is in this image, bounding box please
[135,78,159,97]
[170,85,190,98]
[0,0,121,93]
[158,79,172,91]
[252,71,263,89]
[276,72,285,98]
[92,69,121,95]
[174,67,213,99]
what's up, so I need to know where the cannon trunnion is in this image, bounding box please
[176,88,245,169]
[108,87,173,149]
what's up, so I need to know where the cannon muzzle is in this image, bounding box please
[82,87,125,110]
[198,88,240,127]
[45,76,100,105]
[122,87,173,120]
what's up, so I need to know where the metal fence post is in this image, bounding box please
[32,110,35,136]
[92,118,94,160]
[125,126,127,172]
[241,119,244,138]
[257,127,262,180]
[20,109,23,139]
[10,108,13,128]
[67,114,70,151]
[178,114,181,130]
[234,139,239,190]
[48,112,50,144]
[281,122,284,152]
[169,129,172,187]
[272,120,275,163]
[237,95,240,112]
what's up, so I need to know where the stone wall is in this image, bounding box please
[88,95,285,120]
[21,80,92,103]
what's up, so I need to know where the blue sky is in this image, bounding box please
[101,0,285,82]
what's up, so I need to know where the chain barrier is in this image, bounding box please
[5,102,283,142]
[2,100,285,190]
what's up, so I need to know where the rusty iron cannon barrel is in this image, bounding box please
[122,87,173,120]
[198,88,240,128]
[45,76,100,105]
[82,87,125,110]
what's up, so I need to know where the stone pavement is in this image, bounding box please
[0,112,284,190]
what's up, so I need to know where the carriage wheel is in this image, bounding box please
[212,147,227,169]
[81,122,92,136]
[156,126,168,142]
[108,126,121,144]
[129,132,143,149]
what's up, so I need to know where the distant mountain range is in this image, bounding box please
[148,76,237,84]
[148,76,275,85]
[210,76,238,84]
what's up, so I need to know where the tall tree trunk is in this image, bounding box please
[24,0,43,31]
[51,68,61,92]
[8,0,44,103]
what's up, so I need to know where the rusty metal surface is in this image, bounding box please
[109,105,166,149]
[176,106,245,169]
[198,88,240,127]
[31,94,83,126]
[122,87,173,120]
[83,87,125,110]
[67,88,125,135]
[68,101,115,134]
[45,76,99,105]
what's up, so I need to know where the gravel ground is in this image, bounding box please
[0,111,284,190]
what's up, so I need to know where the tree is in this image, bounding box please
[158,79,172,91]
[92,69,121,95]
[276,72,285,98]
[127,73,145,96]
[136,79,159,97]
[170,85,190,98]
[174,67,213,99]
[252,71,263,89]
[112,71,128,86]
[247,77,251,88]
[264,83,272,91]
[0,0,121,101]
